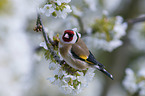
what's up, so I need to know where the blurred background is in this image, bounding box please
[0,0,145,96]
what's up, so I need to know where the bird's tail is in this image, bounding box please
[95,65,114,80]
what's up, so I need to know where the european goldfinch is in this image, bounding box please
[59,29,113,80]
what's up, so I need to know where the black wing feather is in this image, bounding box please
[71,49,104,68]
[71,49,85,61]
[87,51,104,67]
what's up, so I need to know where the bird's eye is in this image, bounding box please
[69,33,74,37]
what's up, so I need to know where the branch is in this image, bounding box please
[34,14,81,75]
[127,16,145,24]
[73,14,87,36]
[34,13,63,64]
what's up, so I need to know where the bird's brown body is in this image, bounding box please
[59,38,89,70]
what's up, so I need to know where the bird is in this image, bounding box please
[59,29,113,80]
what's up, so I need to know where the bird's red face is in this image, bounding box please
[62,30,74,42]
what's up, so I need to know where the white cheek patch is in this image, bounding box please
[64,33,69,38]
[78,33,81,38]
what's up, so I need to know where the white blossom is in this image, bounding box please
[56,5,72,19]
[47,77,56,83]
[47,61,96,95]
[123,56,145,96]
[0,0,40,96]
[138,81,145,96]
[40,42,47,50]
[84,16,127,52]
[129,23,145,51]
[138,68,145,78]
[71,6,83,16]
[55,0,71,5]
[103,10,109,16]
[122,68,138,94]
[49,62,57,70]
[40,0,72,19]
[85,37,123,52]
[113,16,127,39]
[103,0,122,12]
[84,0,97,11]
[64,16,79,29]
[40,4,55,17]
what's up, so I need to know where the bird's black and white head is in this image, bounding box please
[60,29,81,44]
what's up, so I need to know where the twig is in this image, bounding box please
[73,14,87,36]
[34,14,81,75]
[35,13,63,64]
[127,16,145,24]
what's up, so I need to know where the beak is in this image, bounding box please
[64,33,69,38]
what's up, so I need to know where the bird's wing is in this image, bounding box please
[71,39,89,60]
[71,39,104,67]
[86,51,104,67]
